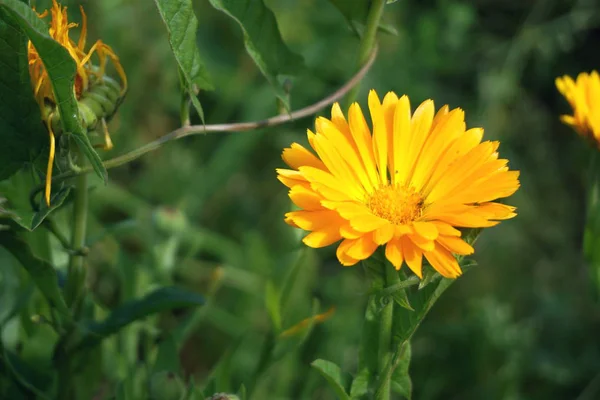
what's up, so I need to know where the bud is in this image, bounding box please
[148,371,186,400]
[27,0,127,205]
[152,207,189,236]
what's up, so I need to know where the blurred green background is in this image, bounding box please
[6,0,600,398]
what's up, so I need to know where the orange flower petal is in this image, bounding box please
[401,236,423,278]
[385,238,404,270]
[423,243,462,278]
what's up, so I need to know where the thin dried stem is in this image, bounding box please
[33,47,377,201]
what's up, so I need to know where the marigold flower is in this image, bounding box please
[556,71,600,145]
[27,0,127,205]
[277,90,520,279]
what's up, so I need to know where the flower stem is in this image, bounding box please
[375,262,397,400]
[376,300,393,400]
[345,0,386,106]
[64,154,89,314]
[58,153,88,399]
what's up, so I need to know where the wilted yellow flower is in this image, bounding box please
[27,0,127,205]
[277,90,520,279]
[556,71,600,145]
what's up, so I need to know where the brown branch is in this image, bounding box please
[36,46,378,199]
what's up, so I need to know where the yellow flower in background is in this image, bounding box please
[556,71,600,145]
[277,90,520,279]
[27,0,127,205]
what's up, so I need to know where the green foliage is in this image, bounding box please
[390,342,411,399]
[584,153,600,297]
[154,0,213,122]
[327,0,398,36]
[0,169,70,231]
[0,4,45,180]
[1,0,600,399]
[0,231,71,323]
[72,286,205,352]
[310,359,351,400]
[206,0,304,110]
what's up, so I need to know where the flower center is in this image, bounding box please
[366,185,423,225]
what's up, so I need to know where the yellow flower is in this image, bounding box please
[556,71,600,145]
[277,90,520,279]
[27,0,127,205]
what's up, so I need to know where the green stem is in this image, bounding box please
[375,263,397,400]
[58,153,90,400]
[345,0,386,106]
[376,300,393,400]
[64,168,89,313]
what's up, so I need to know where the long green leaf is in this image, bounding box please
[154,0,213,122]
[0,0,106,182]
[311,359,351,400]
[0,4,46,181]
[0,231,71,322]
[207,0,304,109]
[390,342,412,399]
[73,286,205,351]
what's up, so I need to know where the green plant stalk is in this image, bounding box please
[374,263,396,400]
[58,150,89,400]
[346,0,386,106]
[584,151,600,299]
[178,67,191,127]
[64,166,88,313]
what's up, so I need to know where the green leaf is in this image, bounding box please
[384,261,414,311]
[0,5,46,180]
[327,0,397,36]
[0,260,34,326]
[73,286,205,351]
[417,264,440,290]
[30,186,70,230]
[2,348,52,400]
[310,359,351,400]
[279,248,308,313]
[0,231,71,323]
[265,280,282,332]
[152,334,181,375]
[390,288,413,311]
[0,0,107,183]
[154,0,213,122]
[328,0,370,26]
[390,342,412,399]
[393,272,456,343]
[0,168,69,231]
[350,368,370,399]
[207,0,304,109]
